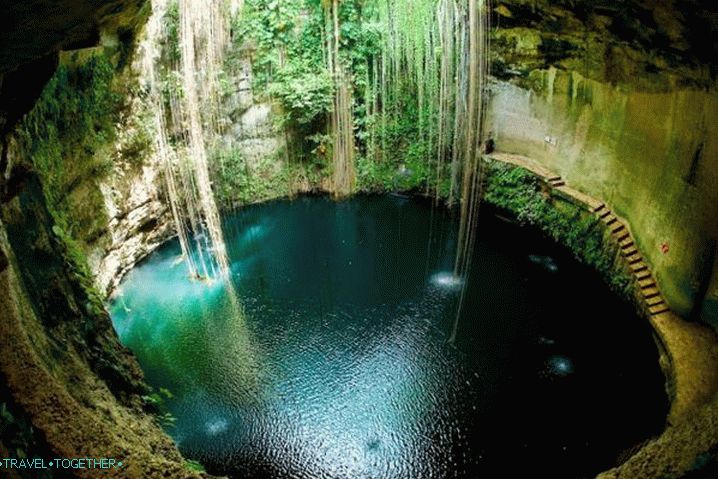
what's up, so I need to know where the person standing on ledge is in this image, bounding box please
[482,131,495,155]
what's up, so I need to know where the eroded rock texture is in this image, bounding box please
[0,1,207,476]
[490,0,718,327]
[0,0,715,478]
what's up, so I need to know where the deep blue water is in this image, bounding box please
[110,195,667,478]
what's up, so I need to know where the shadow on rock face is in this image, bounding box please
[0,246,7,273]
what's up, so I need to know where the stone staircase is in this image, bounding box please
[591,202,670,316]
[487,152,671,318]
[546,175,566,188]
[487,152,718,428]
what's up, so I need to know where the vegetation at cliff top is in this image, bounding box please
[13,0,631,303]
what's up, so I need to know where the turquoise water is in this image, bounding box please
[110,195,667,478]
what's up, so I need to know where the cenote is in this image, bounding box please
[110,195,668,479]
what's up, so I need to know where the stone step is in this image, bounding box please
[642,287,661,299]
[631,266,648,275]
[616,232,631,242]
[623,247,639,257]
[646,296,664,307]
[593,203,606,213]
[605,216,618,226]
[629,261,647,271]
[627,254,643,265]
[598,209,612,219]
[639,278,656,289]
[551,180,566,187]
[547,175,562,182]
[636,271,652,281]
[620,241,635,250]
[611,223,626,234]
[649,305,670,316]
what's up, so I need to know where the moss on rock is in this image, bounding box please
[482,159,633,299]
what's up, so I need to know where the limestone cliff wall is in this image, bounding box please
[0,174,202,478]
[489,0,718,327]
[0,0,207,474]
[17,49,176,298]
[222,57,287,171]
[488,71,718,325]
[92,144,173,295]
[89,42,287,293]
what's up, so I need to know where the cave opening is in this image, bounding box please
[2,0,718,478]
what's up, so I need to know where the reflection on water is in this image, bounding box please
[547,355,575,377]
[528,254,559,273]
[430,271,464,291]
[110,195,667,479]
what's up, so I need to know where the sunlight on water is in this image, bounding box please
[429,272,464,291]
[205,418,230,436]
[547,356,575,377]
[528,254,559,273]
[110,196,667,479]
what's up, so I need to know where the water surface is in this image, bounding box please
[110,195,667,478]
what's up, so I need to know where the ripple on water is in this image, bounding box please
[110,196,668,479]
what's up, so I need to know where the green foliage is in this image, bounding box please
[142,387,177,428]
[211,142,330,207]
[333,0,382,75]
[234,0,319,91]
[269,64,333,125]
[483,161,633,297]
[482,162,546,222]
[17,55,122,233]
[115,104,154,170]
[163,0,182,65]
[213,149,285,206]
[184,460,206,472]
[355,156,395,191]
[355,145,431,193]
[50,221,106,316]
[221,0,327,171]
[222,0,439,190]
[160,70,184,105]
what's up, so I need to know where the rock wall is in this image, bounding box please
[89,49,289,293]
[0,172,202,478]
[703,252,718,326]
[487,71,718,325]
[221,56,287,183]
[489,0,718,327]
[24,50,174,298]
[88,31,294,293]
[92,147,173,295]
[0,1,206,474]
[491,0,716,92]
